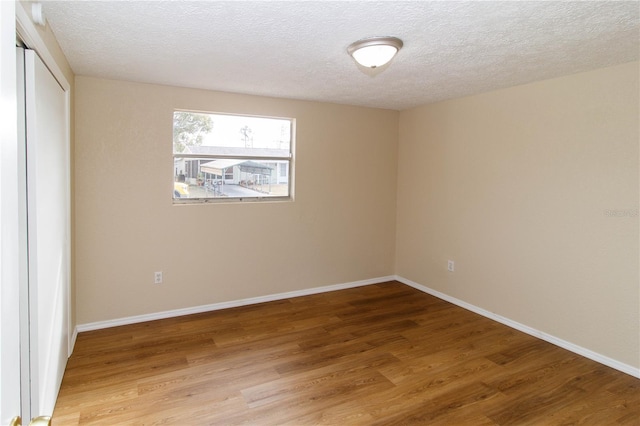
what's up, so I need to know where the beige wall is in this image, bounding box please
[74,77,398,324]
[396,62,639,368]
[75,63,638,369]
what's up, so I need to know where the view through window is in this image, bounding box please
[173,111,293,202]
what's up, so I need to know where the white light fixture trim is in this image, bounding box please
[347,36,403,69]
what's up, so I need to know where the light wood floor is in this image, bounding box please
[53,281,639,425]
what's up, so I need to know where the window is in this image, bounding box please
[173,111,294,203]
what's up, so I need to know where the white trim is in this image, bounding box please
[70,327,78,352]
[77,276,396,332]
[1,1,22,422]
[394,275,640,379]
[15,3,70,91]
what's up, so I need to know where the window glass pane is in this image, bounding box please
[173,157,290,200]
[173,111,291,155]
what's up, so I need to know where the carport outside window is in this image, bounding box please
[172,111,293,203]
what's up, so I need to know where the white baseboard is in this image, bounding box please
[76,275,396,333]
[69,326,78,356]
[394,275,640,379]
[74,274,639,379]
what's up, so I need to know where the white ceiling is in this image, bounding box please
[41,1,639,111]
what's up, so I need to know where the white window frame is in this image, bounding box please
[172,110,294,204]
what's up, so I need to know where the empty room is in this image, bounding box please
[1,1,638,425]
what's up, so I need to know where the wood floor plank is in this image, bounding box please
[53,281,640,425]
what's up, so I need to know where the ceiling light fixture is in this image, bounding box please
[347,36,403,69]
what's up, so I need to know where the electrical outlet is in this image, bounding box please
[154,271,163,284]
[447,260,455,272]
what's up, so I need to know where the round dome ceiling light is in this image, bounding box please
[347,36,403,69]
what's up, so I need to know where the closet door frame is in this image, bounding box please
[16,5,72,421]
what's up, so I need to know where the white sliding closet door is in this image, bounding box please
[23,47,69,417]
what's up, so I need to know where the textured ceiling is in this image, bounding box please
[41,1,639,111]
